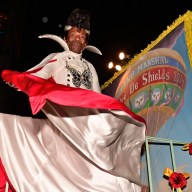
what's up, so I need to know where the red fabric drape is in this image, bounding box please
[1,70,146,125]
[0,159,16,192]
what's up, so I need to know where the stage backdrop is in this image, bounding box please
[102,10,192,192]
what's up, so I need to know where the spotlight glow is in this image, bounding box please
[115,65,122,71]
[108,62,114,69]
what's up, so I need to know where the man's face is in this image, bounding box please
[66,26,87,54]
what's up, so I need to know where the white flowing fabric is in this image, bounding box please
[1,41,146,191]
[0,100,145,192]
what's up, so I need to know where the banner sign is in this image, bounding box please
[102,11,192,191]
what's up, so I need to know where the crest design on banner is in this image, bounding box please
[114,48,186,136]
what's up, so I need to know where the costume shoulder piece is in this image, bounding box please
[27,52,58,72]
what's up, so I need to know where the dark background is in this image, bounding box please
[0,0,191,116]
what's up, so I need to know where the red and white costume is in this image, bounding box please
[0,35,146,192]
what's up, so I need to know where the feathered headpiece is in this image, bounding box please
[64,8,90,35]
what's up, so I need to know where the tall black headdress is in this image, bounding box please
[37,9,101,56]
[64,8,90,35]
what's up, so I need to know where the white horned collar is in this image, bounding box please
[38,34,102,55]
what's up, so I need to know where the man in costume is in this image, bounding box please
[0,8,147,192]
[29,8,101,93]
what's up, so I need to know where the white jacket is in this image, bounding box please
[28,34,102,93]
